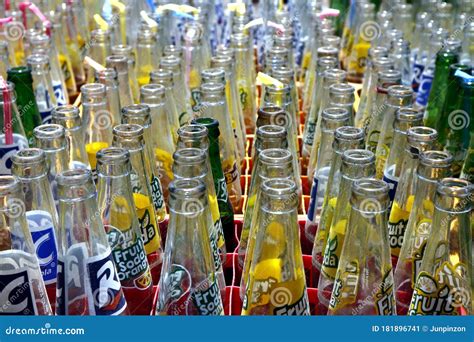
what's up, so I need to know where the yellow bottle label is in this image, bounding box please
[348,41,370,74]
[209,195,225,249]
[155,148,174,180]
[138,65,154,87]
[388,197,414,258]
[223,159,238,185]
[315,198,338,258]
[302,52,311,70]
[321,219,348,280]
[86,142,109,170]
[329,261,359,310]
[133,192,161,255]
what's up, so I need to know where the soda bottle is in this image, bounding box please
[328,178,395,315]
[111,45,140,103]
[408,178,473,315]
[172,148,226,294]
[86,29,111,83]
[26,54,59,124]
[81,83,114,176]
[387,126,439,262]
[394,150,453,315]
[96,147,154,314]
[139,85,176,195]
[112,124,163,283]
[393,4,414,45]
[106,55,133,107]
[7,66,43,145]
[0,176,53,315]
[156,179,224,316]
[231,33,257,132]
[55,169,128,315]
[410,14,432,94]
[95,68,121,126]
[11,148,59,307]
[317,150,376,314]
[51,105,90,170]
[160,55,191,125]
[199,83,242,212]
[238,125,289,269]
[201,68,245,166]
[374,85,414,178]
[311,127,366,285]
[191,118,235,252]
[459,75,474,180]
[305,108,351,245]
[242,178,309,316]
[136,27,159,87]
[389,38,412,87]
[270,69,300,125]
[382,108,424,202]
[365,70,402,152]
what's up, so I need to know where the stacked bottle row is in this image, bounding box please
[0,0,472,316]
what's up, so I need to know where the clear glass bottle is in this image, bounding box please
[136,28,159,87]
[156,179,224,316]
[96,147,154,314]
[310,127,366,285]
[306,108,351,244]
[374,85,414,178]
[394,150,453,315]
[242,179,309,316]
[106,55,134,107]
[389,38,412,87]
[86,29,111,83]
[0,41,9,79]
[95,68,121,127]
[408,178,472,315]
[11,148,59,306]
[51,105,90,170]
[112,124,164,284]
[120,105,167,222]
[172,148,226,294]
[111,45,140,103]
[387,127,439,262]
[0,176,53,315]
[199,83,242,212]
[55,169,128,315]
[328,179,395,315]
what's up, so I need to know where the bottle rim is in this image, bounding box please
[34,124,65,141]
[96,147,130,166]
[57,168,93,187]
[321,107,350,122]
[335,126,365,141]
[173,148,206,165]
[261,178,297,198]
[259,148,292,165]
[437,178,473,199]
[11,148,45,167]
[342,149,375,166]
[419,150,453,168]
[352,178,389,199]
[169,178,206,199]
[177,124,208,140]
[113,124,144,138]
[81,83,106,96]
[26,53,49,66]
[256,125,287,140]
[407,126,438,144]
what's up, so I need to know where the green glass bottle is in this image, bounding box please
[460,78,474,180]
[7,67,43,145]
[424,39,461,128]
[192,117,235,252]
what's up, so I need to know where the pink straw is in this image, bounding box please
[0,17,13,25]
[5,0,10,11]
[0,77,13,146]
[18,1,31,28]
[18,1,52,36]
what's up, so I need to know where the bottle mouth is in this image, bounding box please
[317,56,338,68]
[259,148,292,166]
[7,66,31,76]
[96,147,130,166]
[177,124,208,140]
[342,149,375,166]
[321,107,350,122]
[323,68,347,82]
[81,83,106,96]
[335,126,365,141]
[95,68,117,81]
[57,169,93,187]
[169,178,206,200]
[396,108,423,123]
[329,83,355,95]
[387,85,413,99]
[256,125,287,140]
[11,148,45,166]
[106,55,128,68]
[258,106,286,118]
[113,124,144,138]
[436,178,474,199]
[192,117,219,134]
[173,148,206,166]
[34,124,65,141]
[351,178,390,209]
[121,105,151,125]
[53,105,80,119]
[140,84,166,97]
[201,82,225,94]
[407,126,438,144]
[419,150,453,168]
[26,53,49,66]
[261,178,297,198]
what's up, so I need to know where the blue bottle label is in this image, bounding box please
[411,62,424,93]
[415,72,433,107]
[27,210,58,285]
[52,82,67,107]
[307,177,319,221]
[383,168,399,210]
[0,268,37,315]
[0,134,28,175]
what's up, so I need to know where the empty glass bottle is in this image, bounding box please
[394,150,453,315]
[242,179,309,316]
[55,169,128,315]
[0,42,9,79]
[408,178,473,315]
[328,178,395,315]
[156,179,224,316]
[136,28,159,87]
[11,148,59,306]
[51,105,90,170]
[86,29,111,83]
[0,176,53,315]
[111,45,140,103]
[96,147,154,314]
[106,55,133,107]
[95,68,121,126]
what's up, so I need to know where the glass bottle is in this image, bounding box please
[11,148,59,306]
[191,118,235,251]
[27,54,59,124]
[327,83,356,123]
[328,178,395,315]
[231,33,257,132]
[310,127,366,285]
[96,147,154,314]
[172,148,226,294]
[394,150,453,315]
[155,179,224,316]
[242,179,309,316]
[55,169,128,315]
[112,124,164,284]
[139,84,176,195]
[365,70,402,152]
[111,45,140,103]
[0,176,53,315]
[160,55,191,125]
[408,178,473,315]
[95,68,121,127]
[0,42,9,79]
[86,29,111,83]
[198,83,242,212]
[81,83,113,175]
[7,66,43,145]
[382,109,424,203]
[50,106,87,172]
[120,105,167,221]
[136,28,159,87]
[106,55,133,107]
[388,126,439,262]
[389,38,412,87]
[374,85,414,178]
[306,108,351,245]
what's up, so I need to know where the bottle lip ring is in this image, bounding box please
[258,106,286,118]
[81,83,106,96]
[52,105,81,119]
[177,124,208,139]
[387,85,413,98]
[335,126,365,141]
[0,176,21,195]
[26,53,49,66]
[122,104,151,116]
[419,150,453,168]
[6,66,32,75]
[321,107,350,121]
[201,68,226,78]
[95,68,117,80]
[317,56,338,68]
[11,148,45,166]
[329,82,355,95]
[259,148,292,165]
[396,108,424,121]
[261,178,297,198]
[57,168,93,187]
[173,148,206,165]
[96,147,130,165]
[343,149,375,165]
[407,126,438,143]
[323,68,347,81]
[352,178,389,198]
[201,82,225,93]
[140,83,166,96]
[113,124,144,138]
[256,125,287,139]
[34,124,65,140]
[437,178,474,199]
[169,178,206,199]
